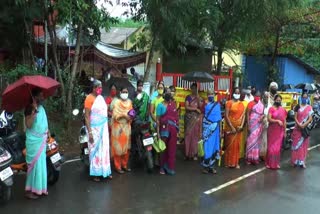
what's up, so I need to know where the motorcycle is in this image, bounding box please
[72,109,89,167]
[283,110,295,150]
[0,110,61,185]
[130,119,154,173]
[0,138,13,204]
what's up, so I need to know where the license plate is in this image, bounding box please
[143,137,154,146]
[84,148,89,155]
[0,167,13,181]
[50,153,61,164]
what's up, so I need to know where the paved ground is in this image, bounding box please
[1,131,320,214]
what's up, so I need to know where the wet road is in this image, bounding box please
[1,131,320,214]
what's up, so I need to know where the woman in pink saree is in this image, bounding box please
[184,83,203,160]
[291,92,313,168]
[266,94,287,169]
[246,94,264,165]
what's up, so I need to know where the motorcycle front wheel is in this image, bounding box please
[145,150,154,173]
[47,162,60,185]
[0,184,11,204]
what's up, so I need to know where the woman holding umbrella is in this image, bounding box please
[24,88,50,199]
[184,83,203,160]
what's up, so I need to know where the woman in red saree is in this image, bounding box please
[224,88,245,169]
[157,89,179,175]
[184,83,203,160]
[266,94,287,169]
[246,94,265,165]
[291,92,313,168]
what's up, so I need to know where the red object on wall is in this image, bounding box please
[156,61,162,81]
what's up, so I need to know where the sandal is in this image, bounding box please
[123,168,131,172]
[25,192,39,200]
[160,168,165,175]
[202,169,209,174]
[209,168,217,174]
[236,165,240,169]
[116,169,125,174]
[92,177,101,182]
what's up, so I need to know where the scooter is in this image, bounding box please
[283,110,295,150]
[0,110,61,185]
[72,109,89,167]
[0,139,13,204]
[130,119,154,173]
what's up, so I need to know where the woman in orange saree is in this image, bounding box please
[110,87,133,174]
[224,88,246,169]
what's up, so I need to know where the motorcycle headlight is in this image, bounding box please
[5,112,13,120]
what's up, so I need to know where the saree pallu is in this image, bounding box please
[246,101,264,164]
[291,105,313,166]
[184,96,202,158]
[89,95,111,177]
[25,105,48,195]
[240,101,248,158]
[159,101,179,170]
[202,102,221,169]
[266,106,287,169]
[111,98,132,170]
[133,92,149,122]
[224,101,245,167]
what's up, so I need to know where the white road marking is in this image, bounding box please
[204,144,320,195]
[63,158,81,164]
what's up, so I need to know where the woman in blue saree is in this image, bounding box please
[24,88,49,199]
[202,89,222,174]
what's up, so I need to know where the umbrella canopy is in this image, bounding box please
[295,83,316,91]
[182,71,214,83]
[1,75,60,112]
[281,84,294,90]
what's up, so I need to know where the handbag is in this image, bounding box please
[197,140,204,157]
[153,138,166,153]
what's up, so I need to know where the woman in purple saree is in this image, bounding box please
[184,83,203,160]
[266,94,287,169]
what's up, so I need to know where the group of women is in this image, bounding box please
[84,80,133,181]
[223,83,313,171]
[84,79,313,182]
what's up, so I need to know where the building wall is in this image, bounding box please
[244,56,315,91]
[283,58,314,85]
[243,56,269,90]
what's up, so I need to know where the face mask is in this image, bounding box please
[164,93,171,102]
[301,98,307,105]
[274,101,281,107]
[120,93,128,100]
[158,89,164,95]
[233,94,240,100]
[254,96,260,102]
[110,89,117,97]
[270,88,277,95]
[208,96,214,102]
[171,92,175,97]
[96,87,102,95]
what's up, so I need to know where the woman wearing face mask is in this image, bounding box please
[84,80,112,182]
[246,92,265,165]
[156,88,179,175]
[224,87,245,169]
[201,89,221,174]
[133,80,149,122]
[110,87,133,174]
[260,91,271,160]
[150,82,165,130]
[291,92,313,168]
[266,94,287,169]
[184,83,203,160]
